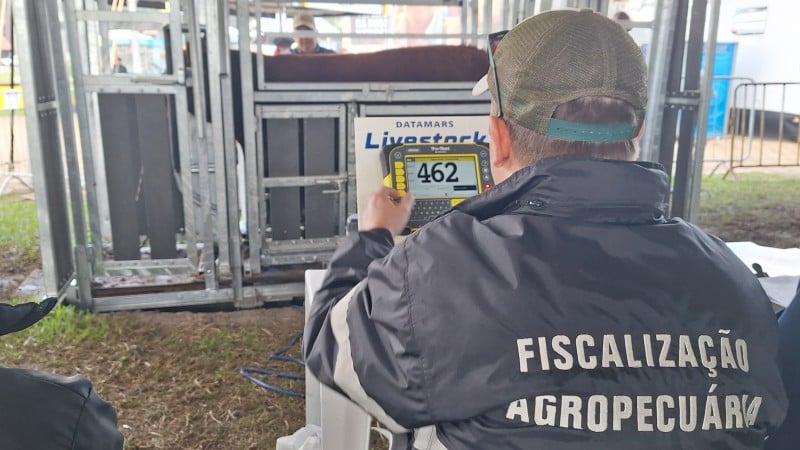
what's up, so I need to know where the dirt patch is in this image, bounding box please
[703,136,800,176]
[2,304,308,449]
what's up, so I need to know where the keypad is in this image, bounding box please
[411,199,452,222]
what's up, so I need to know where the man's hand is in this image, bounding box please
[359,187,415,235]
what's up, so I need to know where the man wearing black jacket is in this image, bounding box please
[305,9,787,449]
[0,298,123,450]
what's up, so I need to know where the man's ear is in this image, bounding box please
[488,115,512,167]
[636,121,645,139]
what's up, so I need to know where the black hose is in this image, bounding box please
[240,325,306,398]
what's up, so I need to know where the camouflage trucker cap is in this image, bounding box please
[473,9,648,142]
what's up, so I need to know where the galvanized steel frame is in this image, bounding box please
[50,0,239,310]
[14,0,717,311]
[11,0,75,299]
[254,103,348,265]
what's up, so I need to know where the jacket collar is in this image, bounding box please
[455,156,670,224]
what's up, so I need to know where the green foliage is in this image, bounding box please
[27,303,109,344]
[1,301,108,348]
[701,173,796,209]
[0,196,39,273]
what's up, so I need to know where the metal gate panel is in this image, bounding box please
[77,84,197,274]
[58,0,216,310]
[304,118,339,239]
[11,0,75,297]
[97,93,181,261]
[97,94,143,260]
[255,104,347,266]
[63,0,203,272]
[265,118,302,241]
[262,117,340,241]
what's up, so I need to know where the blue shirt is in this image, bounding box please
[291,45,334,54]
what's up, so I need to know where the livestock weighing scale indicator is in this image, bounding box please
[382,143,493,230]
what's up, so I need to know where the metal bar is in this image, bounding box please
[670,0,707,219]
[261,174,348,188]
[34,100,58,112]
[87,91,114,258]
[469,0,479,45]
[82,77,183,92]
[11,0,64,296]
[687,0,720,222]
[778,84,786,162]
[214,0,243,304]
[460,0,467,45]
[74,9,169,22]
[90,283,305,312]
[102,258,196,270]
[360,103,489,116]
[758,86,765,166]
[253,90,484,103]
[664,95,701,107]
[256,0,266,90]
[167,0,184,83]
[204,1,232,275]
[173,89,199,268]
[255,105,344,119]
[204,0,231,281]
[256,81,478,92]
[640,0,678,163]
[238,0,262,275]
[337,104,347,235]
[348,102,359,216]
[482,0,493,36]
[655,0,688,182]
[0,0,7,49]
[507,0,518,29]
[190,0,217,289]
[45,0,95,309]
[268,0,459,3]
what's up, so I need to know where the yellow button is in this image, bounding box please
[395,161,403,169]
[397,183,406,190]
[398,190,406,197]
[395,169,405,176]
[395,175,405,183]
[451,198,464,206]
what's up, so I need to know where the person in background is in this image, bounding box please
[111,56,127,74]
[274,37,294,56]
[291,12,334,54]
[304,8,786,449]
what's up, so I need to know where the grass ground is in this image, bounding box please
[698,172,800,248]
[0,172,798,449]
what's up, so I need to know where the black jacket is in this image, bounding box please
[0,298,124,450]
[305,156,787,449]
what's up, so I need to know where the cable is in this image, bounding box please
[240,319,306,398]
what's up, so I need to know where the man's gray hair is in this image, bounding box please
[503,96,640,167]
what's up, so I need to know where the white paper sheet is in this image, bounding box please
[726,241,800,307]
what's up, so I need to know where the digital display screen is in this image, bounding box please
[405,155,479,199]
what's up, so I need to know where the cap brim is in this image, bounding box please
[472,74,489,96]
